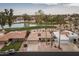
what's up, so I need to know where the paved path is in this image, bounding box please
[38,42,61,52]
[19,41,27,52]
[0,43,4,50]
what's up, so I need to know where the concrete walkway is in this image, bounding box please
[19,29,79,52]
[19,41,27,52]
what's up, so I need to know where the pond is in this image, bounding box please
[0,23,37,29]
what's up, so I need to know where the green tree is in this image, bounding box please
[22,14,31,27]
[73,17,79,32]
[68,17,73,31]
[0,12,6,30]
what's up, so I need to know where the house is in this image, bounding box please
[14,17,24,23]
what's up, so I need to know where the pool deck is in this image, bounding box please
[19,29,79,52]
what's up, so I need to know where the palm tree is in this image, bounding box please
[46,15,53,47]
[35,10,49,44]
[43,15,48,44]
[49,16,58,47]
[44,15,54,45]
[35,10,45,24]
[4,9,14,28]
[49,16,56,47]
[9,9,14,27]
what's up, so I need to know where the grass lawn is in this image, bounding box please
[0,41,22,51]
[14,22,58,25]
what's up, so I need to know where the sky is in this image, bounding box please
[0,3,79,15]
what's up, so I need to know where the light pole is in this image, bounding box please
[58,27,62,49]
[50,31,53,47]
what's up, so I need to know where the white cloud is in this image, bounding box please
[44,3,58,5]
[45,3,79,7]
[67,3,79,6]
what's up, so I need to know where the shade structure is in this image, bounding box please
[53,30,78,43]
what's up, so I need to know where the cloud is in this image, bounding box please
[1,3,79,15]
[44,3,58,5]
[66,3,79,6]
[45,3,79,7]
